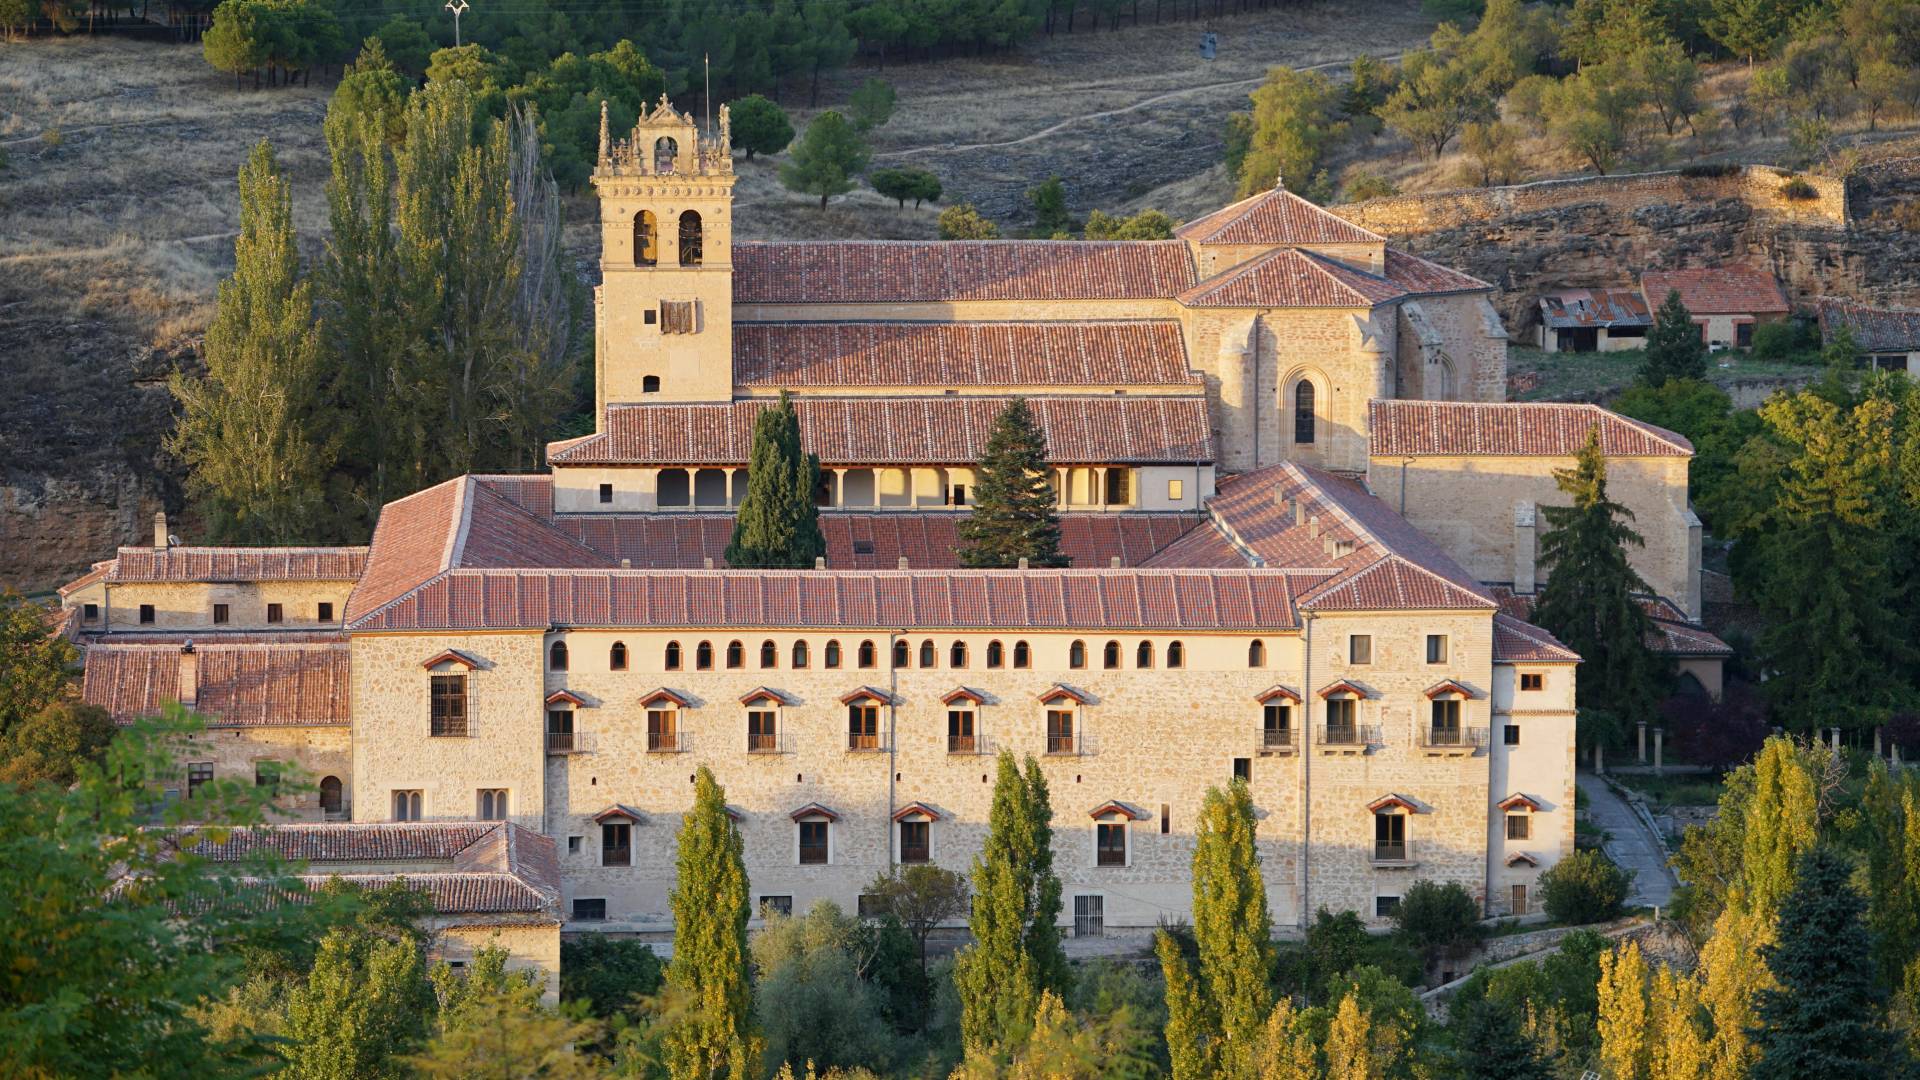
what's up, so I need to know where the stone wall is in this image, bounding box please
[168,724,353,818]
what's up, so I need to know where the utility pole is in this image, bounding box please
[444,0,468,46]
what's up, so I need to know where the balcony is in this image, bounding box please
[1372,843,1415,867]
[747,731,790,754]
[1418,726,1488,756]
[1258,727,1297,755]
[646,730,690,753]
[546,730,596,755]
[1045,731,1081,756]
[948,734,987,755]
[847,732,888,753]
[1318,724,1379,755]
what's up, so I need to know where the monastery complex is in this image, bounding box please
[59,100,1729,992]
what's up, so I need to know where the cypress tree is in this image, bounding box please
[663,766,761,1079]
[1160,782,1274,1080]
[169,139,333,545]
[1751,847,1899,1080]
[1640,288,1709,387]
[954,751,1066,1056]
[1532,429,1664,727]
[725,391,826,569]
[958,397,1065,568]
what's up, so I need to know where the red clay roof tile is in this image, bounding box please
[83,641,351,726]
[732,320,1201,389]
[733,240,1196,303]
[1175,187,1384,246]
[1640,265,1789,315]
[110,547,367,583]
[1369,400,1693,457]
[1178,248,1405,308]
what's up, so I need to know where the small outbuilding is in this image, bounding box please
[1536,288,1652,352]
[1639,266,1790,349]
[1816,298,1920,374]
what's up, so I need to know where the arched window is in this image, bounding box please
[634,210,657,266]
[1294,381,1316,445]
[893,640,910,668]
[653,136,678,173]
[726,640,744,669]
[920,640,936,668]
[665,641,683,670]
[1103,641,1121,670]
[1069,640,1087,669]
[825,640,842,669]
[792,640,810,669]
[1136,641,1154,669]
[679,210,703,266]
[986,640,1005,669]
[695,641,713,670]
[858,640,876,669]
[642,375,661,393]
[549,640,569,672]
[950,641,969,668]
[1248,640,1266,668]
[610,641,629,671]
[1013,641,1031,669]
[760,640,778,669]
[1167,641,1185,669]
[319,775,343,814]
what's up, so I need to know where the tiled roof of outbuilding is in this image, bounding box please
[1817,299,1920,354]
[1640,266,1789,315]
[1175,186,1384,246]
[82,640,351,726]
[547,396,1215,467]
[1369,400,1693,457]
[109,546,367,583]
[733,240,1196,303]
[732,320,1200,388]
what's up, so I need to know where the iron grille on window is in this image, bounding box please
[430,675,467,737]
[848,705,881,750]
[546,709,575,753]
[1073,895,1105,937]
[948,710,976,754]
[1324,699,1358,744]
[1046,710,1076,755]
[1374,813,1407,862]
[748,710,779,752]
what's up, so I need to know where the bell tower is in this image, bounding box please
[591,96,737,417]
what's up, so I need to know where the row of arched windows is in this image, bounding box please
[552,637,1278,672]
[1067,639,1187,670]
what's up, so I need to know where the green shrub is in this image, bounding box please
[1392,880,1486,970]
[1538,849,1632,925]
[1679,162,1740,178]
[558,935,662,1018]
[1750,320,1804,360]
[1778,176,1818,200]
[1342,168,1399,203]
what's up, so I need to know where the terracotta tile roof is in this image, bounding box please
[1817,299,1920,354]
[732,321,1201,389]
[1175,186,1384,246]
[1491,588,1729,658]
[1178,248,1406,308]
[547,396,1215,467]
[82,640,351,726]
[1369,401,1694,457]
[1640,266,1789,315]
[344,567,1310,633]
[1492,614,1581,663]
[59,560,112,596]
[1381,248,1492,294]
[733,240,1196,303]
[109,546,368,583]
[1539,288,1652,330]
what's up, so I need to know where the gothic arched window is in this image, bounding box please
[1294,381,1316,445]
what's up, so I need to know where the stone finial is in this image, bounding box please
[1273,171,1285,192]
[598,100,610,167]
[1018,557,1030,570]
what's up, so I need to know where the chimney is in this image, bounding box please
[1308,515,1320,539]
[703,557,714,569]
[1018,557,1030,570]
[814,556,827,570]
[620,558,632,569]
[1109,555,1122,569]
[153,511,169,549]
[1294,501,1307,527]
[178,641,199,709]
[897,557,909,570]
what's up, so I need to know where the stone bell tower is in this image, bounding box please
[591,96,738,417]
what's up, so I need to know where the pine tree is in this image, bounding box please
[1160,782,1274,1080]
[663,766,761,1079]
[1751,847,1899,1080]
[169,139,333,545]
[958,397,1065,568]
[726,392,825,569]
[1451,995,1552,1080]
[1640,289,1709,387]
[1597,941,1651,1080]
[283,929,434,1079]
[1532,429,1664,727]
[954,751,1066,1056]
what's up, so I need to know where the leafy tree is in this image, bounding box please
[1543,61,1647,175]
[662,766,760,1079]
[1596,941,1650,1080]
[1232,67,1349,196]
[1456,120,1526,186]
[371,18,434,74]
[1082,209,1174,239]
[1641,290,1709,387]
[848,77,896,132]
[0,700,114,788]
[1610,378,1755,521]
[409,993,604,1076]
[284,929,435,1079]
[0,0,32,39]
[1448,994,1551,1080]
[1752,847,1900,1078]
[0,589,76,739]
[170,139,333,545]
[1706,0,1796,60]
[204,0,271,86]
[938,204,1001,239]
[511,41,667,189]
[1532,430,1665,727]
[863,865,970,972]
[780,110,869,208]
[728,94,794,159]
[953,751,1065,1056]
[1635,41,1702,136]
[1660,681,1768,771]
[1026,176,1073,236]
[1380,44,1493,158]
[754,901,900,1075]
[725,391,826,569]
[1538,849,1632,924]
[1650,965,1709,1080]
[1252,997,1318,1079]
[871,167,942,209]
[560,936,663,1018]
[1391,880,1485,975]
[958,397,1064,568]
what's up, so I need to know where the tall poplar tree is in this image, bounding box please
[283,929,434,1080]
[1740,738,1820,919]
[954,751,1065,1056]
[1596,941,1651,1080]
[663,766,760,1080]
[1159,782,1274,1080]
[170,139,333,545]
[1639,289,1708,387]
[726,391,825,569]
[958,397,1065,569]
[1532,430,1664,727]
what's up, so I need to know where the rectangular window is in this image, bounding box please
[478,788,508,820]
[392,790,422,821]
[1736,322,1754,348]
[1104,468,1132,506]
[1233,757,1252,783]
[1073,894,1105,938]
[1349,635,1372,665]
[1504,724,1521,746]
[212,603,229,624]
[83,603,99,621]
[1168,478,1184,501]
[567,836,582,854]
[1426,634,1447,664]
[947,709,976,754]
[643,309,657,325]
[430,674,467,737]
[1520,673,1544,692]
[1325,698,1357,743]
[799,820,829,865]
[647,709,678,752]
[139,604,155,624]
[748,709,778,752]
[847,704,880,750]
[602,822,632,867]
[1161,804,1170,835]
[573,898,607,921]
[1262,703,1292,749]
[317,602,333,622]
[1096,822,1127,867]
[1430,699,1462,744]
[1046,709,1075,755]
[266,603,283,624]
[1375,895,1401,917]
[948,483,968,506]
[760,895,793,918]
[899,820,931,864]
[1510,883,1529,916]
[857,895,881,919]
[255,761,281,792]
[187,761,213,798]
[1507,814,1531,840]
[1374,813,1407,862]
[598,483,614,504]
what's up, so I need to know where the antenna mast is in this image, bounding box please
[704,53,712,133]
